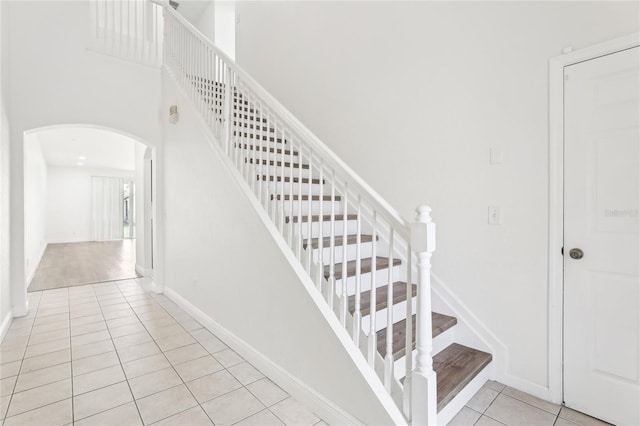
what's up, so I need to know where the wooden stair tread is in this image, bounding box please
[233,113,268,123]
[376,312,457,359]
[233,132,285,144]
[258,175,324,184]
[247,159,309,169]
[304,234,376,250]
[286,214,358,224]
[272,194,341,201]
[349,281,416,317]
[434,343,492,411]
[234,143,297,155]
[234,123,274,133]
[325,256,401,280]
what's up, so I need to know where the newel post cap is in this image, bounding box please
[411,205,436,253]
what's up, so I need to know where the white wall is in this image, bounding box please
[162,71,400,424]
[23,135,48,284]
[215,1,235,60]
[7,1,162,313]
[46,166,134,244]
[235,1,640,394]
[0,0,11,328]
[193,1,215,44]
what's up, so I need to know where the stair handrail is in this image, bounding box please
[162,4,409,240]
[161,3,437,424]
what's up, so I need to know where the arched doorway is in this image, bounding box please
[17,124,160,313]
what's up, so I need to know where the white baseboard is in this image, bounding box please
[135,264,153,278]
[0,310,13,344]
[163,287,363,426]
[13,301,30,318]
[498,373,551,402]
[136,276,162,294]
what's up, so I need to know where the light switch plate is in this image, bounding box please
[490,148,503,164]
[488,206,502,225]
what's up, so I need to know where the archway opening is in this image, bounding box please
[23,125,156,292]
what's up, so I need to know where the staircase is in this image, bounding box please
[131,2,495,424]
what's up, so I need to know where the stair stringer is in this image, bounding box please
[162,70,407,425]
[333,289,407,414]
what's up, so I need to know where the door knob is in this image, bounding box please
[569,248,584,259]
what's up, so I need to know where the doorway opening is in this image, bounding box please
[23,125,155,292]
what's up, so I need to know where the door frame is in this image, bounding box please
[548,32,640,404]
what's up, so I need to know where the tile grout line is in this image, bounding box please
[472,383,563,426]
[148,291,297,425]
[3,292,43,422]
[125,280,217,425]
[68,287,75,425]
[84,281,145,426]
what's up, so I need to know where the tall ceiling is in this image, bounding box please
[35,127,140,171]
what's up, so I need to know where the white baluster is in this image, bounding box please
[296,134,303,260]
[305,147,313,273]
[339,182,349,327]
[275,119,284,231]
[223,64,232,156]
[410,205,437,426]
[384,228,394,391]
[316,158,324,291]
[288,129,294,248]
[327,169,336,309]
[352,196,361,345]
[368,211,377,366]
[403,241,413,419]
[258,99,266,206]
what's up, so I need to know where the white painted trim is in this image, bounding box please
[0,310,13,343]
[135,264,153,278]
[26,240,47,288]
[163,287,364,426]
[162,70,407,425]
[12,300,29,318]
[135,276,162,294]
[23,123,157,148]
[548,32,640,405]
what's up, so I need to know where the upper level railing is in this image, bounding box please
[117,1,436,423]
[90,0,163,67]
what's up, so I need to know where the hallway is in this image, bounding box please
[1,279,325,425]
[28,241,139,292]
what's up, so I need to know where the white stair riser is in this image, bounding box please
[360,297,416,334]
[266,182,326,195]
[392,322,457,381]
[233,150,300,163]
[333,266,403,296]
[282,200,344,216]
[246,165,313,180]
[312,240,374,263]
[299,220,360,239]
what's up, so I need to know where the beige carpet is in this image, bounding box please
[27,240,140,292]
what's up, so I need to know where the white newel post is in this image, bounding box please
[410,205,437,426]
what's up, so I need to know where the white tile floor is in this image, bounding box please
[0,279,327,426]
[448,381,612,426]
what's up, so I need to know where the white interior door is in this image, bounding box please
[564,46,640,426]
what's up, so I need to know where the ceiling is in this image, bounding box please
[35,127,141,171]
